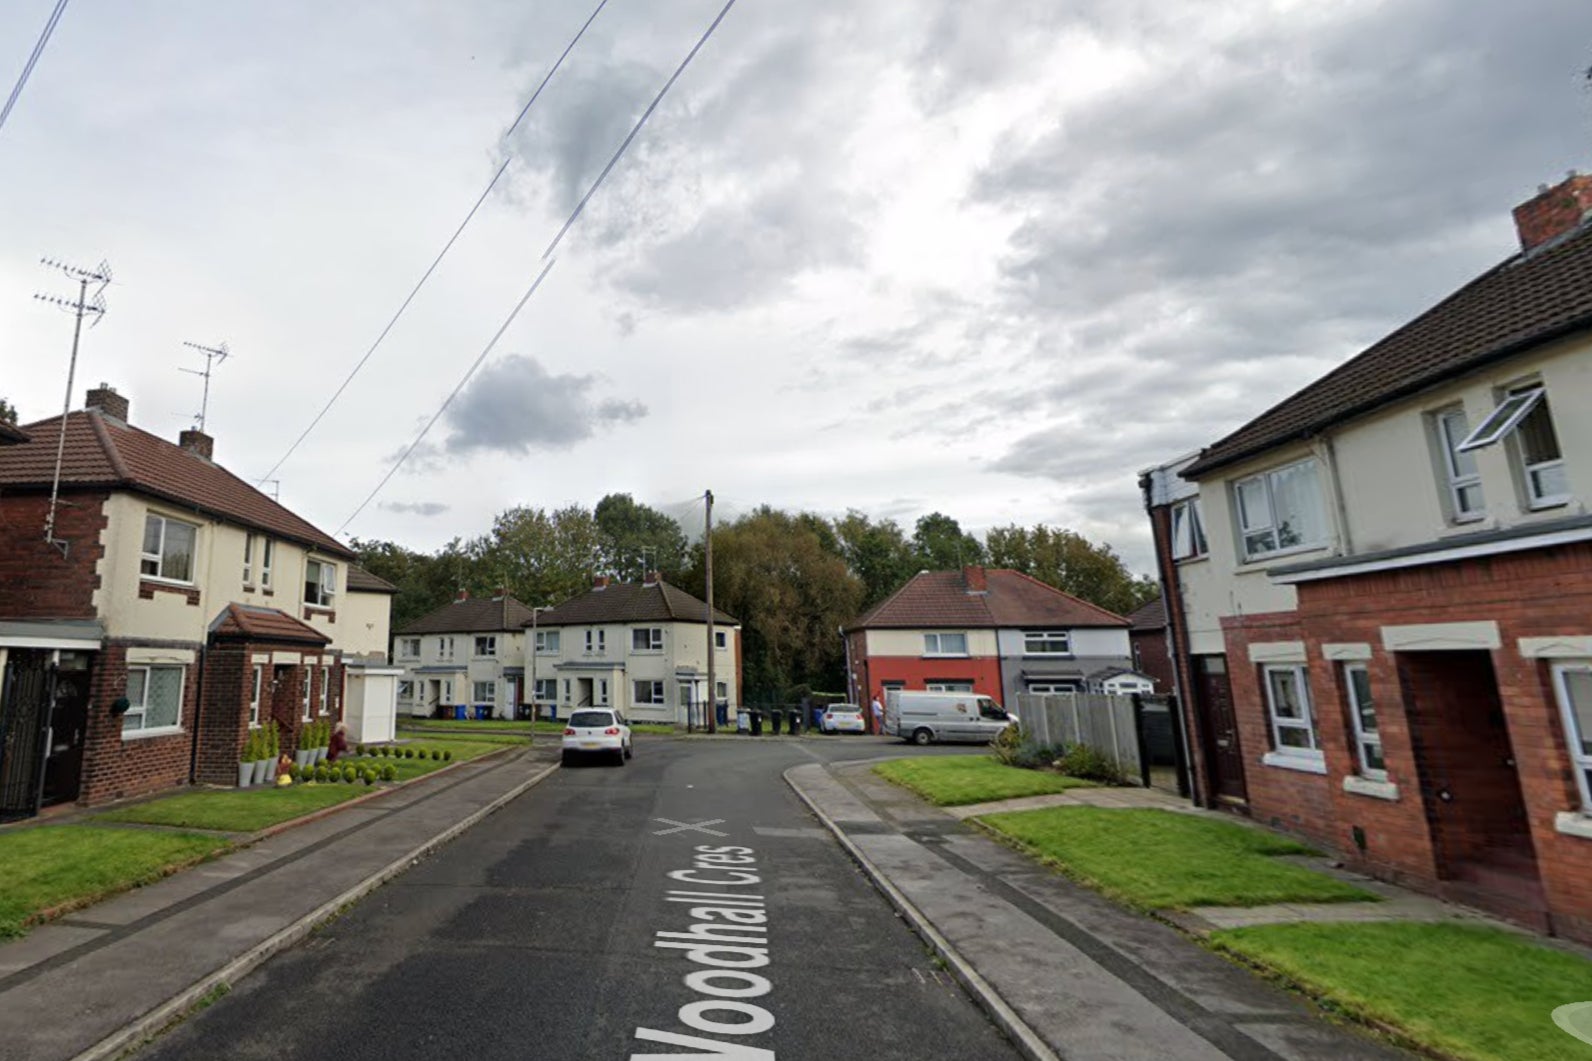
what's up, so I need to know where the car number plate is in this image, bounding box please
[581,741,600,749]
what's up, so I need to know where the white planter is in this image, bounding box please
[294,749,311,769]
[317,747,328,763]
[237,762,253,788]
[253,759,272,785]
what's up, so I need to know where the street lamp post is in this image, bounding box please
[529,605,552,721]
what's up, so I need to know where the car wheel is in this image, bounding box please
[911,728,933,746]
[614,747,627,766]
[624,741,633,760]
[560,751,574,767]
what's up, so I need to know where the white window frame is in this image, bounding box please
[585,628,606,654]
[123,664,186,736]
[1433,407,1485,522]
[632,627,664,652]
[139,513,198,584]
[1343,663,1385,780]
[715,630,728,649]
[1028,681,1081,694]
[249,664,263,728]
[923,632,969,657]
[1457,385,1569,509]
[319,666,330,715]
[1170,497,1208,560]
[1022,630,1072,656]
[399,637,421,659]
[1262,663,1321,762]
[634,680,665,705]
[398,680,415,701]
[1457,387,1545,451]
[535,630,560,653]
[302,667,314,721]
[438,636,455,661]
[925,681,975,692]
[533,677,557,703]
[243,533,256,586]
[442,679,454,703]
[1233,459,1328,561]
[1551,662,1592,814]
[305,558,336,609]
[598,679,609,705]
[473,635,497,658]
[473,680,495,704]
[715,680,728,702]
[260,539,274,589]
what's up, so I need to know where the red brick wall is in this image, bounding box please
[856,654,1005,702]
[79,642,198,806]
[0,491,107,618]
[1130,627,1175,692]
[195,644,251,786]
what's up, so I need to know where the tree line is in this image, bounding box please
[351,494,1157,702]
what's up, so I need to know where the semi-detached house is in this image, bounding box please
[393,590,536,719]
[0,384,393,818]
[1142,171,1592,943]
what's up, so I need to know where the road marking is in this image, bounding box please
[653,817,729,837]
[751,826,827,839]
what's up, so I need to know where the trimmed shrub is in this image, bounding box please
[442,750,453,762]
[313,765,329,782]
[1058,743,1127,785]
[381,764,397,782]
[341,765,357,783]
[402,748,414,759]
[355,743,367,757]
[431,749,441,761]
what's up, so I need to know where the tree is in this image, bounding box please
[466,504,601,607]
[593,493,688,583]
[912,512,985,571]
[348,537,466,631]
[834,510,917,608]
[0,397,16,424]
[985,524,1158,616]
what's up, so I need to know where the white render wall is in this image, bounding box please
[864,628,1000,657]
[522,620,739,722]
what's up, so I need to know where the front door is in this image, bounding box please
[0,650,54,821]
[41,651,93,807]
[1195,656,1247,804]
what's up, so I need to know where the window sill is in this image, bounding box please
[1342,775,1399,801]
[304,604,334,614]
[140,575,197,588]
[1173,553,1209,565]
[1261,751,1327,775]
[1238,543,1330,570]
[1555,812,1592,842]
[1022,653,1074,659]
[922,654,971,660]
[122,726,185,742]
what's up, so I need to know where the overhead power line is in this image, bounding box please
[257,0,610,485]
[1,0,70,136]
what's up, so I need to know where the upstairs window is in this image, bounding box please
[260,539,274,589]
[1170,498,1208,560]
[141,514,197,583]
[535,630,560,653]
[439,636,455,661]
[923,632,968,656]
[1433,407,1485,521]
[398,637,421,659]
[715,630,728,649]
[1234,459,1328,561]
[305,559,336,608]
[1458,385,1569,509]
[632,627,663,652]
[1022,630,1071,655]
[585,629,606,654]
[473,635,497,657]
[243,533,256,585]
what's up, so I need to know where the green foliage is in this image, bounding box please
[1057,744,1127,785]
[341,765,356,783]
[381,764,397,782]
[361,770,375,786]
[0,397,17,425]
[985,523,1158,616]
[355,743,366,757]
[430,749,441,761]
[402,747,415,759]
[833,511,917,609]
[264,722,279,759]
[464,504,603,608]
[989,725,1023,765]
[874,757,1095,806]
[912,512,985,571]
[442,749,452,761]
[594,493,689,583]
[313,765,329,782]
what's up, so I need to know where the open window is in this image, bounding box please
[1170,497,1208,560]
[1458,386,1568,509]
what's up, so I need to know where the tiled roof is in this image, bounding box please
[345,564,398,594]
[848,568,1128,630]
[529,580,739,628]
[0,409,352,558]
[0,421,28,444]
[208,603,330,645]
[1127,596,1166,632]
[397,594,543,635]
[1183,219,1592,478]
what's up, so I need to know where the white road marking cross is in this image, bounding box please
[651,817,728,837]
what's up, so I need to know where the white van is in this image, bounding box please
[886,690,1014,745]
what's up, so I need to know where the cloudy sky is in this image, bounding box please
[2,0,1589,573]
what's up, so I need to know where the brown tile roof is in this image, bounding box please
[528,580,738,628]
[345,564,398,594]
[0,409,353,558]
[1183,220,1592,478]
[848,568,1128,630]
[397,594,543,635]
[1127,596,1166,632]
[0,421,28,445]
[208,603,331,645]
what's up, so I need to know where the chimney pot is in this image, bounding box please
[593,575,610,590]
[178,428,214,460]
[455,588,470,602]
[85,384,129,422]
[643,570,660,585]
[1512,172,1592,253]
[963,565,988,593]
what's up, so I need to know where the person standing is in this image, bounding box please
[871,694,884,736]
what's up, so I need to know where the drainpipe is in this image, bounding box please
[1314,433,1354,557]
[1139,470,1203,806]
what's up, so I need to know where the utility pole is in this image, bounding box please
[705,489,716,734]
[34,257,110,550]
[179,340,230,431]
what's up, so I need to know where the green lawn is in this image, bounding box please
[0,826,231,938]
[979,806,1375,909]
[95,783,367,831]
[1211,922,1592,1061]
[397,719,533,735]
[873,756,1097,806]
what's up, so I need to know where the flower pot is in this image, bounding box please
[237,761,253,788]
[294,749,311,769]
[317,747,328,763]
[253,759,272,785]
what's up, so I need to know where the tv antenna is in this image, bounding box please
[34,256,111,551]
[180,341,230,432]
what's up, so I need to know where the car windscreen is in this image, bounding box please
[977,698,1007,719]
[570,711,615,728]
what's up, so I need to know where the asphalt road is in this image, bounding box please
[136,736,1021,1061]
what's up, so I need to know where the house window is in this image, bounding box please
[1234,459,1328,561]
[249,665,263,727]
[632,627,663,652]
[1263,664,1320,759]
[716,680,728,702]
[1458,385,1569,509]
[473,680,495,704]
[562,679,572,702]
[1343,664,1385,779]
[585,629,606,654]
[301,668,314,721]
[260,539,274,589]
[442,679,454,703]
[243,533,256,586]
[1170,498,1208,560]
[399,637,420,659]
[439,636,454,661]
[535,630,560,653]
[1027,681,1081,694]
[124,664,185,735]
[533,678,557,703]
[474,635,496,657]
[1552,663,1592,813]
[398,680,415,701]
[926,681,975,692]
[140,513,197,583]
[319,666,330,715]
[305,559,336,608]
[598,679,609,705]
[1433,408,1485,521]
[715,631,728,649]
[1023,630,1071,655]
[923,632,968,656]
[634,680,665,705]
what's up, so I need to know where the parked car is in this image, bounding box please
[885,690,1013,745]
[562,708,633,766]
[821,703,866,734]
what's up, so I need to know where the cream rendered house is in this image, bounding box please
[394,591,534,719]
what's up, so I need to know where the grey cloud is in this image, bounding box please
[379,500,451,517]
[439,354,647,456]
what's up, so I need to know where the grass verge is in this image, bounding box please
[95,785,366,832]
[874,756,1096,806]
[1210,921,1592,1061]
[0,826,231,938]
[979,806,1375,909]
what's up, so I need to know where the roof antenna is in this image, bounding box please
[179,340,230,432]
[34,256,111,554]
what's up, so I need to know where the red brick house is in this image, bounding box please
[1143,172,1592,941]
[844,566,1132,730]
[0,384,389,819]
[1127,597,1173,693]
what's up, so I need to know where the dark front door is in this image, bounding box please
[1195,655,1247,804]
[41,651,93,806]
[0,650,54,821]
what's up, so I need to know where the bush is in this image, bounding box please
[381,764,397,782]
[430,749,441,761]
[377,746,389,757]
[341,765,357,783]
[1012,741,1066,770]
[442,750,453,761]
[402,748,414,759]
[313,765,329,782]
[989,726,1023,765]
[361,770,375,786]
[1058,743,1127,785]
[355,743,366,757]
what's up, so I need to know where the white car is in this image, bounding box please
[821,703,866,734]
[561,708,633,766]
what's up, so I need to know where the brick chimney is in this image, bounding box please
[178,428,214,460]
[1512,172,1592,253]
[643,570,661,586]
[455,588,470,602]
[85,383,129,422]
[963,565,988,594]
[593,575,610,590]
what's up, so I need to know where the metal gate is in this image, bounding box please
[0,650,54,822]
